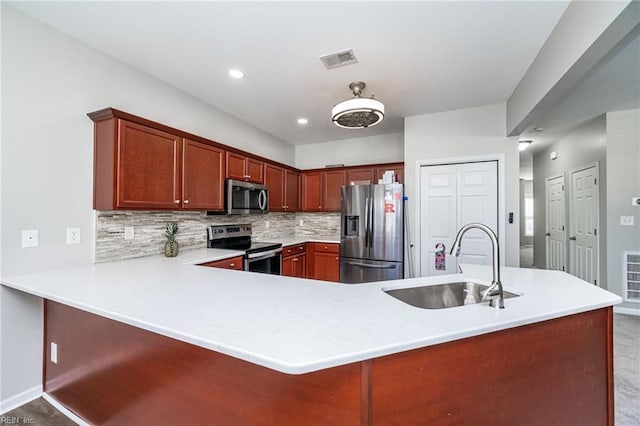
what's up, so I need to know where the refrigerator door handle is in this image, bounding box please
[364,196,370,247]
[345,261,397,269]
[368,196,374,247]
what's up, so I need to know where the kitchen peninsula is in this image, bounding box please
[1,252,620,425]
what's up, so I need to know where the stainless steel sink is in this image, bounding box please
[384,281,520,309]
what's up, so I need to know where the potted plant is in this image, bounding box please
[164,222,179,257]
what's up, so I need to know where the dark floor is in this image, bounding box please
[2,397,76,425]
[4,314,639,425]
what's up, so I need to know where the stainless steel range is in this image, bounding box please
[207,224,282,275]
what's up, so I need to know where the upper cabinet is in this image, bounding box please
[265,164,300,212]
[226,152,264,184]
[301,171,323,212]
[322,170,346,212]
[346,167,375,185]
[89,109,226,211]
[182,139,225,210]
[375,163,404,184]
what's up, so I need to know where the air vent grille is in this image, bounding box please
[624,251,640,303]
[319,49,358,69]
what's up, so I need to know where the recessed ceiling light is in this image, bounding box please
[228,69,245,79]
[297,118,308,125]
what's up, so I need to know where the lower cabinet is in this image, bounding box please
[199,256,244,271]
[282,243,306,278]
[307,243,340,282]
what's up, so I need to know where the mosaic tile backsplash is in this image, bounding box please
[95,211,340,262]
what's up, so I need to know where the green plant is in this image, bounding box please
[165,222,178,242]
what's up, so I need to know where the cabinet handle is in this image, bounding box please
[335,257,339,260]
[174,200,180,204]
[229,263,235,267]
[299,246,303,250]
[293,258,298,262]
[184,200,189,204]
[244,175,251,179]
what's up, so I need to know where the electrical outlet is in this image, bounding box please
[124,226,134,240]
[265,220,270,229]
[299,220,304,227]
[66,228,81,244]
[21,229,39,248]
[51,342,58,364]
[620,216,635,226]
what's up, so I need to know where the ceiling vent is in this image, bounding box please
[319,49,358,70]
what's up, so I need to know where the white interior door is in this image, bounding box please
[420,165,458,275]
[570,164,599,285]
[545,174,566,271]
[456,162,498,265]
[420,161,498,276]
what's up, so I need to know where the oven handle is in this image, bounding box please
[246,248,282,260]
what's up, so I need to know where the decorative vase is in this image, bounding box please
[165,240,179,257]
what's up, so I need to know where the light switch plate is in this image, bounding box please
[21,229,39,248]
[124,226,134,240]
[66,228,80,244]
[633,197,640,206]
[620,216,635,226]
[51,342,58,364]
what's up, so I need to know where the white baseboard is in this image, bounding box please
[0,385,42,415]
[42,393,90,426]
[614,306,640,316]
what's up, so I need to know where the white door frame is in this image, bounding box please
[545,173,566,271]
[415,153,506,276]
[568,161,600,285]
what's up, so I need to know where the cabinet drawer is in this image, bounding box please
[310,243,339,254]
[199,256,244,270]
[283,243,306,256]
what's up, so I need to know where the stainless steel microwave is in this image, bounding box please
[225,179,269,215]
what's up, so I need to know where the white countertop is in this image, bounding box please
[1,252,621,375]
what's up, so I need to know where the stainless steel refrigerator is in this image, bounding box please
[340,183,404,283]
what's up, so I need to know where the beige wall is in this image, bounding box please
[404,103,520,275]
[294,133,404,170]
[606,108,640,312]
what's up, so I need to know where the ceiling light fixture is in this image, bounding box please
[519,140,533,151]
[297,118,308,125]
[331,82,384,129]
[228,69,245,79]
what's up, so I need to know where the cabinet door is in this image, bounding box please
[313,252,340,282]
[200,256,244,270]
[375,164,404,184]
[292,253,306,278]
[284,170,300,212]
[301,172,323,212]
[265,164,285,211]
[346,167,375,185]
[322,170,346,212]
[282,256,295,277]
[182,140,225,210]
[117,120,181,209]
[246,158,264,184]
[226,152,247,181]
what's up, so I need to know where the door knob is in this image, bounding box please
[569,236,576,241]
[545,233,550,237]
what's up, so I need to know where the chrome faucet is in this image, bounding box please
[449,223,504,309]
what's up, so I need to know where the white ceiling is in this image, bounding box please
[10,1,571,145]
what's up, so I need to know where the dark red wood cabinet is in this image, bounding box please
[282,244,306,278]
[90,114,225,211]
[226,152,264,184]
[265,164,300,212]
[301,171,323,212]
[199,256,244,270]
[375,163,404,184]
[307,243,340,282]
[322,170,346,212]
[346,167,375,185]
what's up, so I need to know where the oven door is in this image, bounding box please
[244,249,282,275]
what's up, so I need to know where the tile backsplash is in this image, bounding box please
[95,211,340,262]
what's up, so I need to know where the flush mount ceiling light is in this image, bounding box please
[228,69,245,79]
[331,82,385,129]
[519,140,533,151]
